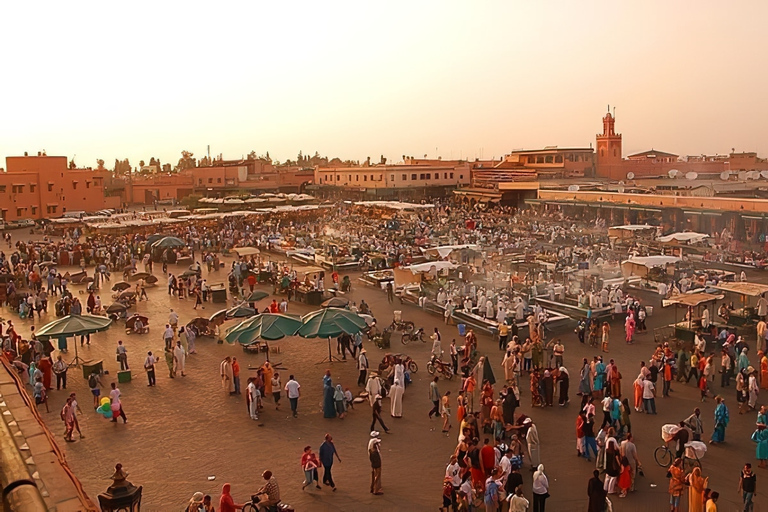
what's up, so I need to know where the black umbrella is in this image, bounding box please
[321,297,349,308]
[106,303,127,314]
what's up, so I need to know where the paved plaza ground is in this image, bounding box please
[4,239,768,511]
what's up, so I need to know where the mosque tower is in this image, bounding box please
[596,106,623,179]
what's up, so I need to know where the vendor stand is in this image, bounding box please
[708,281,768,327]
[661,292,724,345]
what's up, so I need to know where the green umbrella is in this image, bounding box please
[296,308,367,339]
[244,290,269,302]
[35,314,113,368]
[224,313,302,344]
[35,314,113,340]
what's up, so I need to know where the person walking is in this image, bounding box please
[116,340,128,371]
[685,408,704,441]
[525,418,541,470]
[667,458,685,512]
[271,372,281,410]
[163,324,174,351]
[319,433,341,491]
[710,396,729,445]
[685,466,708,512]
[52,355,67,390]
[441,391,452,433]
[247,377,261,420]
[358,349,369,387]
[587,469,606,512]
[371,395,390,434]
[285,375,301,418]
[531,464,549,512]
[369,431,383,495]
[109,382,127,423]
[143,351,157,386]
[300,446,321,491]
[429,377,441,419]
[173,340,186,377]
[232,357,241,394]
[738,463,757,512]
[619,432,641,493]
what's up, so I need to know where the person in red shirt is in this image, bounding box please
[247,273,257,292]
[480,438,496,477]
[218,483,244,512]
[269,300,279,314]
[232,358,241,395]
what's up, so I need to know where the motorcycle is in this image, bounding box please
[401,327,426,345]
[427,354,454,380]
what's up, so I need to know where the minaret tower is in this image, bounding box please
[596,105,623,179]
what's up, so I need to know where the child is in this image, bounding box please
[698,373,708,402]
[618,455,631,498]
[440,477,453,512]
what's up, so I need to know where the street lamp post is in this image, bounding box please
[97,464,142,512]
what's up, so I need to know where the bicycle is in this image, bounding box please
[654,442,702,470]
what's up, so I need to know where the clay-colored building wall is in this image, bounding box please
[1,155,109,220]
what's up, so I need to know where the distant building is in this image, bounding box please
[594,110,768,179]
[313,161,471,199]
[626,149,678,163]
[125,158,312,204]
[0,153,117,221]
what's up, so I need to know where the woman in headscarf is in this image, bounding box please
[752,423,768,469]
[738,348,751,375]
[685,466,708,512]
[185,491,205,512]
[593,357,606,397]
[603,436,621,494]
[579,358,592,396]
[37,356,52,391]
[262,361,274,396]
[390,379,404,418]
[531,464,549,512]
[624,314,635,344]
[557,367,569,406]
[218,483,243,512]
[334,384,346,419]
[322,370,336,418]
[542,370,554,407]
[710,396,729,444]
[28,361,39,387]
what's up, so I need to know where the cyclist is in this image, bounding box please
[254,471,281,512]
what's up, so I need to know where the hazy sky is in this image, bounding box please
[2,1,767,169]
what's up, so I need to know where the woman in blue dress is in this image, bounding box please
[322,370,336,418]
[594,357,606,396]
[751,423,768,468]
[710,396,729,444]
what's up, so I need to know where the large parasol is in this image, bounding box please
[296,308,367,363]
[35,314,113,367]
[224,314,302,344]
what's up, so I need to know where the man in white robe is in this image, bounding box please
[173,341,186,377]
[525,418,541,470]
[390,379,404,417]
[365,374,382,407]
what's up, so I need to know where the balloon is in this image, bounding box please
[100,397,110,407]
[102,410,112,419]
[98,403,111,414]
